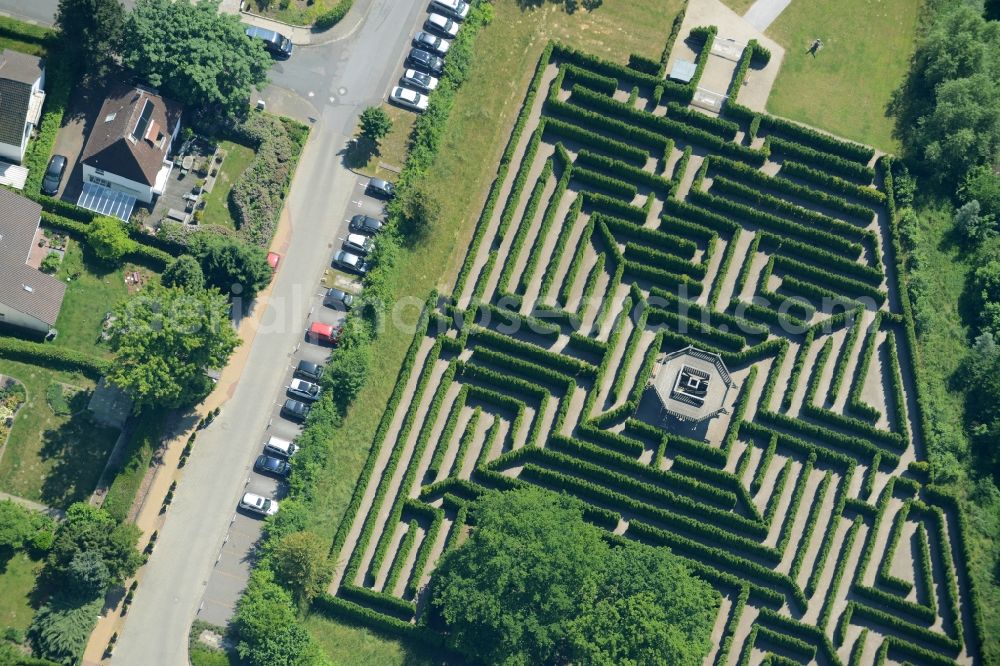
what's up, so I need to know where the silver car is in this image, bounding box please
[288,378,321,402]
[389,86,428,112]
[239,492,279,516]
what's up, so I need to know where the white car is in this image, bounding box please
[425,12,460,38]
[430,0,469,20]
[240,492,279,516]
[390,86,429,112]
[401,68,439,93]
[288,378,321,402]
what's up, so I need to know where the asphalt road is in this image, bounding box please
[110,1,428,663]
[0,0,136,25]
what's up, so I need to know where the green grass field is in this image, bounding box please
[51,240,132,359]
[0,16,50,57]
[0,549,44,634]
[719,0,756,15]
[303,0,683,660]
[201,141,256,231]
[765,0,920,151]
[348,105,416,182]
[0,359,119,508]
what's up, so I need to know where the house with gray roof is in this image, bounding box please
[0,49,45,164]
[0,188,65,335]
[79,84,182,218]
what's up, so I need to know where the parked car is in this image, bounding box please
[239,492,279,516]
[389,86,429,112]
[343,233,374,255]
[332,250,369,275]
[281,398,311,423]
[401,68,439,93]
[430,0,469,20]
[413,31,450,55]
[366,178,395,199]
[267,252,281,271]
[263,435,298,458]
[323,288,354,311]
[295,360,324,382]
[405,48,444,76]
[254,454,291,478]
[307,321,342,345]
[288,378,321,402]
[245,26,293,59]
[349,214,384,235]
[425,12,460,37]
[41,155,67,196]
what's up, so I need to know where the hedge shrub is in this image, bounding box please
[313,0,353,30]
[759,114,875,163]
[768,136,875,183]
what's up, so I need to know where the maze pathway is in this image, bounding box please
[319,29,982,666]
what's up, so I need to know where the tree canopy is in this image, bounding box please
[359,106,393,144]
[46,503,142,590]
[430,487,719,665]
[107,285,240,411]
[0,500,54,552]
[55,0,125,78]
[86,216,137,263]
[162,254,205,291]
[269,531,332,605]
[889,6,1000,187]
[121,0,271,120]
[189,234,273,304]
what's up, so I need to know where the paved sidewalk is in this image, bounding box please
[743,0,793,31]
[238,0,376,46]
[0,491,63,519]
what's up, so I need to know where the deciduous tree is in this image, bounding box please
[121,0,271,120]
[86,216,137,263]
[107,285,240,411]
[55,0,125,78]
[189,234,272,303]
[162,254,205,291]
[358,106,392,144]
[270,531,332,605]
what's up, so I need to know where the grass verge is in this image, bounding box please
[764,0,920,151]
[0,15,50,56]
[0,549,44,634]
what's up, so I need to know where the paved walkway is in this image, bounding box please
[743,0,793,31]
[0,491,63,519]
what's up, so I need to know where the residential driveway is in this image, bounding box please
[51,78,108,202]
[110,0,428,664]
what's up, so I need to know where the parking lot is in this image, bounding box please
[196,173,390,625]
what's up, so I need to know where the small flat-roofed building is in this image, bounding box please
[667,58,697,84]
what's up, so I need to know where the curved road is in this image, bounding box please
[110,1,427,663]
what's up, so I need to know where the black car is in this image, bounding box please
[405,48,444,76]
[349,214,384,235]
[365,178,395,199]
[254,454,291,477]
[295,359,324,382]
[281,398,311,423]
[41,155,67,196]
[323,288,354,310]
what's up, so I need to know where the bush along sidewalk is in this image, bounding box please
[233,3,495,662]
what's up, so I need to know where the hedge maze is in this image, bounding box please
[321,29,982,665]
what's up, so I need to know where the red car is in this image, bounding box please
[307,322,342,346]
[267,252,281,271]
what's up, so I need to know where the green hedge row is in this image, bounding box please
[543,117,646,166]
[782,328,816,409]
[572,165,638,200]
[662,197,739,235]
[604,215,697,258]
[759,114,875,163]
[926,504,965,647]
[476,301,560,337]
[497,157,554,293]
[780,160,886,204]
[666,101,739,140]
[519,150,571,292]
[629,518,807,608]
[425,388,468,477]
[626,53,661,76]
[757,409,899,466]
[582,191,646,223]
[340,313,438,578]
[774,255,886,304]
[575,149,672,194]
[382,518,419,596]
[846,312,883,423]
[313,0,353,30]
[0,337,109,377]
[472,347,573,390]
[757,232,882,284]
[468,327,595,376]
[735,232,761,297]
[689,189,862,256]
[763,458,793,526]
[338,583,415,620]
[714,585,750,666]
[710,175,867,241]
[624,241,705,279]
[806,464,857,596]
[561,63,618,95]
[454,43,553,295]
[709,156,875,224]
[789,470,832,581]
[404,503,443,598]
[849,601,961,652]
[883,331,910,440]
[312,594,442,647]
[40,212,175,268]
[768,136,875,183]
[750,434,778,494]
[551,41,664,90]
[646,308,744,351]
[557,212,597,307]
[708,230,741,308]
[647,286,769,340]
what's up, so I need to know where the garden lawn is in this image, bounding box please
[52,239,130,359]
[304,613,439,666]
[304,0,682,659]
[200,141,256,231]
[0,359,119,508]
[0,548,44,634]
[350,105,416,182]
[764,0,920,152]
[0,16,50,56]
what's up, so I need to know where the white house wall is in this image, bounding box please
[82,163,155,203]
[0,301,48,334]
